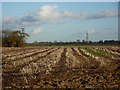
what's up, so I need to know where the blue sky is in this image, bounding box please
[2,2,118,42]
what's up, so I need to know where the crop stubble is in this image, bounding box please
[2,47,120,88]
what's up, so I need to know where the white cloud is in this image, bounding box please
[87,9,118,19]
[2,16,15,22]
[2,16,22,29]
[37,5,61,19]
[88,29,95,34]
[2,5,118,29]
[21,5,85,24]
[56,20,66,24]
[32,27,42,35]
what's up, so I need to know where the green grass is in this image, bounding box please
[84,48,118,57]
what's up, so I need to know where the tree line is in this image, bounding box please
[27,40,120,46]
[1,28,119,47]
[1,28,29,47]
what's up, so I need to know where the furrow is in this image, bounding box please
[2,48,53,64]
[3,48,60,73]
[2,48,44,60]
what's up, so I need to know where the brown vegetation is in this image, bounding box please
[2,28,29,47]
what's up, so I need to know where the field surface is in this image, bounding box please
[2,46,120,88]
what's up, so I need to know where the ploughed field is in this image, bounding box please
[2,46,120,88]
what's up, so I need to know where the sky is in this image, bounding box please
[2,2,119,43]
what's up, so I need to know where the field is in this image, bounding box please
[2,46,120,88]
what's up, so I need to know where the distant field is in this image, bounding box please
[26,45,119,48]
[2,46,120,88]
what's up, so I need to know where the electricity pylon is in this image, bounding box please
[86,32,89,42]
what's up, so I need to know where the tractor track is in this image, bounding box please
[3,48,61,87]
[3,48,60,74]
[2,47,36,54]
[50,48,67,74]
[2,48,46,60]
[2,47,120,88]
[2,48,53,65]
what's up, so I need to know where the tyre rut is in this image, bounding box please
[3,48,60,74]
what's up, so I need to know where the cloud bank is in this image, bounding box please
[87,10,118,19]
[32,27,42,35]
[2,4,118,29]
